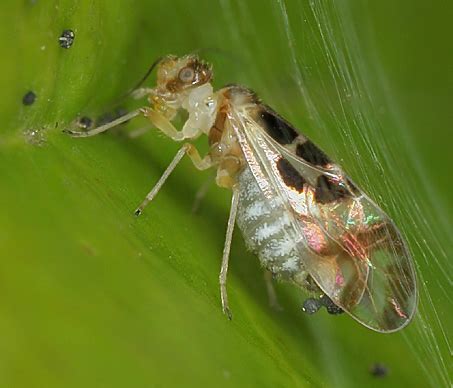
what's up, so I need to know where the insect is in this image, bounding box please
[65,54,417,332]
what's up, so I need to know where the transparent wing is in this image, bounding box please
[230,106,417,332]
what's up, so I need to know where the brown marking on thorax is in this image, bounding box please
[207,90,248,189]
[208,102,227,146]
[210,123,245,188]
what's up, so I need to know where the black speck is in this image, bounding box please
[370,363,389,378]
[59,29,75,49]
[326,303,344,315]
[302,298,322,315]
[22,91,36,106]
[320,294,344,315]
[78,116,92,129]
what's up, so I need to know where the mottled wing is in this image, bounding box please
[230,104,417,332]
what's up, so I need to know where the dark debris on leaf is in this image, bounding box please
[22,91,36,106]
[320,294,344,315]
[77,116,93,130]
[59,29,75,49]
[302,298,322,315]
[326,304,344,315]
[370,363,389,378]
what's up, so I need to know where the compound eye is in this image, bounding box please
[178,67,195,83]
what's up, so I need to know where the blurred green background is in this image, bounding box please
[0,1,451,387]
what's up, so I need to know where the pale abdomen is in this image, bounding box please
[236,166,306,280]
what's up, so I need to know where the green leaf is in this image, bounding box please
[1,1,451,387]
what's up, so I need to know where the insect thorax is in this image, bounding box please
[206,86,258,189]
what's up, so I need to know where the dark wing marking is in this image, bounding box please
[276,158,306,192]
[296,141,332,167]
[256,105,334,169]
[314,175,352,204]
[257,106,299,145]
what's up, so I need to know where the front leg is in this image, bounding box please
[65,105,202,141]
[141,107,185,141]
[63,105,180,139]
[141,107,205,141]
[64,109,143,138]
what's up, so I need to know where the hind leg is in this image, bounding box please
[219,186,240,320]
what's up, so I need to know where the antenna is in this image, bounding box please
[119,56,164,100]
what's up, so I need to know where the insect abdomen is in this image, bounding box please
[236,166,305,279]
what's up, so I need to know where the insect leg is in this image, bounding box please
[135,143,213,216]
[64,109,143,138]
[141,107,185,141]
[184,143,213,170]
[219,186,240,320]
[264,271,283,311]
